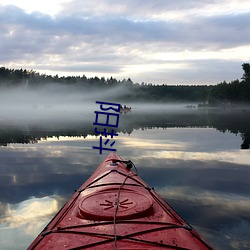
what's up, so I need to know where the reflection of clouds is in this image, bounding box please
[157,186,250,249]
[120,136,185,150]
[119,127,243,152]
[0,128,249,249]
[0,202,7,218]
[118,128,249,166]
[0,140,104,205]
[0,196,62,250]
[119,132,188,160]
[157,186,250,216]
[194,223,250,250]
[0,196,59,230]
[153,150,250,166]
[118,141,250,167]
[5,140,104,176]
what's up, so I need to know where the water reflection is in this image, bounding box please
[0,196,59,228]
[0,108,250,249]
[0,107,250,149]
[0,196,62,250]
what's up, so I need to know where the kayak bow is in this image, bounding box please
[28,152,213,249]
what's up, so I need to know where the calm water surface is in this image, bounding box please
[0,105,250,249]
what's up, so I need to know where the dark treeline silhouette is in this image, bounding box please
[208,63,250,105]
[0,63,250,104]
[0,108,249,149]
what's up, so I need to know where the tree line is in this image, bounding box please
[0,63,249,104]
[208,63,250,105]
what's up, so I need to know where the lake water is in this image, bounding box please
[0,104,250,249]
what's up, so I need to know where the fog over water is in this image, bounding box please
[0,85,250,249]
[0,86,97,121]
[0,85,197,124]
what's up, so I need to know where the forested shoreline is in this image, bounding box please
[0,63,250,104]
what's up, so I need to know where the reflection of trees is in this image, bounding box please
[0,123,95,146]
[0,109,250,149]
[241,133,250,149]
[0,132,38,146]
[200,109,250,149]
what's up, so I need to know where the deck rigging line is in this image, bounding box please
[112,159,138,249]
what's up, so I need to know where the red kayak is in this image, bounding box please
[28,152,213,249]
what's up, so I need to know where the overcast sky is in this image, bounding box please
[0,0,250,85]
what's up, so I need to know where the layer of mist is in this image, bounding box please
[0,85,197,123]
[0,85,126,123]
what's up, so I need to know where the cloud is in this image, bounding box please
[58,0,241,19]
[0,1,250,84]
[1,6,246,51]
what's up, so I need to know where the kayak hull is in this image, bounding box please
[28,152,213,249]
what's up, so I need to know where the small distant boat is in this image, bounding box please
[120,105,131,114]
[28,153,213,249]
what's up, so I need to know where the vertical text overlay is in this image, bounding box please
[92,101,121,154]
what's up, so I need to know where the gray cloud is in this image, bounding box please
[59,0,216,18]
[186,13,250,49]
[1,4,249,47]
[0,1,249,84]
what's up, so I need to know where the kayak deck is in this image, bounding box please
[28,153,213,249]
